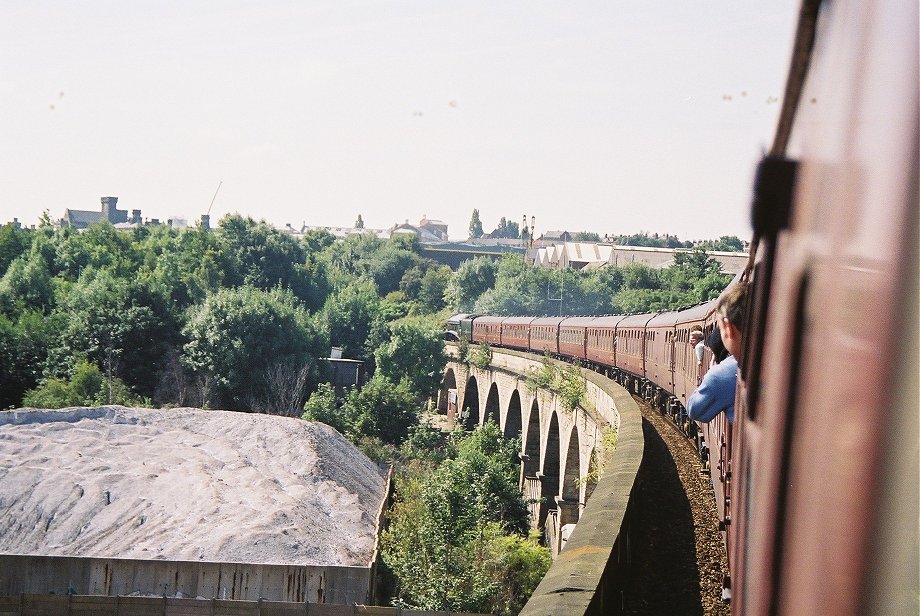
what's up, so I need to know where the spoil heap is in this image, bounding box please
[0,407,387,566]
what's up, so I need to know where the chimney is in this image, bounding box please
[101,196,118,222]
[200,214,211,230]
[131,210,141,224]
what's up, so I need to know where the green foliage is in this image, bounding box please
[183,285,328,410]
[696,235,745,252]
[22,359,149,408]
[571,231,601,242]
[324,278,386,362]
[449,255,497,311]
[381,423,542,614]
[215,214,330,310]
[611,231,690,248]
[301,382,349,434]
[0,223,32,277]
[54,268,179,398]
[0,310,63,409]
[0,249,54,315]
[490,217,520,239]
[303,374,420,446]
[557,363,587,413]
[345,375,420,445]
[468,341,492,370]
[525,357,587,413]
[375,319,446,400]
[468,209,484,239]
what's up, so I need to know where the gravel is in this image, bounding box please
[622,397,731,615]
[0,406,388,567]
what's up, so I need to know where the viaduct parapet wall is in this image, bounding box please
[441,347,643,614]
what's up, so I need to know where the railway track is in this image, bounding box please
[623,396,729,615]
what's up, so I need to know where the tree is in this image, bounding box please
[324,278,386,362]
[491,217,520,239]
[343,374,419,444]
[375,319,446,400]
[572,231,601,242]
[0,250,54,316]
[0,310,63,409]
[54,268,180,399]
[22,359,148,409]
[417,265,452,312]
[468,209,484,239]
[381,423,542,614]
[182,285,328,410]
[0,223,32,277]
[355,214,364,229]
[448,256,497,311]
[302,382,349,434]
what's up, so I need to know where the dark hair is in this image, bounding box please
[706,326,730,364]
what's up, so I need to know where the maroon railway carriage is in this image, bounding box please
[645,310,679,396]
[672,302,714,406]
[471,315,504,346]
[500,316,536,351]
[728,0,918,612]
[585,316,623,369]
[614,314,654,380]
[558,317,595,361]
[529,317,565,355]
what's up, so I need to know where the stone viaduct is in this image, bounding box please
[438,345,644,609]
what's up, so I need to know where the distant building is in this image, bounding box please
[532,241,748,275]
[540,230,571,242]
[419,216,448,241]
[62,196,139,229]
[59,196,210,231]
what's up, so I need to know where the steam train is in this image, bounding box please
[449,0,918,612]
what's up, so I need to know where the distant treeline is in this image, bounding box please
[0,217,732,412]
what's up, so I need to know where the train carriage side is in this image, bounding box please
[672,302,716,406]
[471,316,505,346]
[614,314,655,381]
[501,316,536,351]
[558,317,595,362]
[585,315,624,370]
[529,317,565,355]
[646,310,680,396]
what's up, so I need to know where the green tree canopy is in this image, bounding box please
[183,285,328,410]
[375,319,445,400]
[468,209,484,239]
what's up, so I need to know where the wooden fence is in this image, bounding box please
[0,595,488,616]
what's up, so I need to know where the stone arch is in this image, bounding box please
[523,399,541,477]
[461,376,480,430]
[504,390,523,439]
[484,383,500,427]
[540,412,561,531]
[522,398,542,526]
[559,427,583,529]
[561,427,581,502]
[438,367,457,414]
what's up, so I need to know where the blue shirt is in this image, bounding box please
[687,355,738,423]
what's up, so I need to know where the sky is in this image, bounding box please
[1,1,799,242]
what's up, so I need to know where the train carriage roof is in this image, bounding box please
[502,316,537,325]
[647,310,680,328]
[673,301,716,326]
[559,316,598,328]
[587,315,626,329]
[531,316,567,326]
[616,313,656,328]
[472,316,506,326]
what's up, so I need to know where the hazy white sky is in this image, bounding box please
[1,1,798,241]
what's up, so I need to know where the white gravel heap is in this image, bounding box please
[0,406,388,567]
